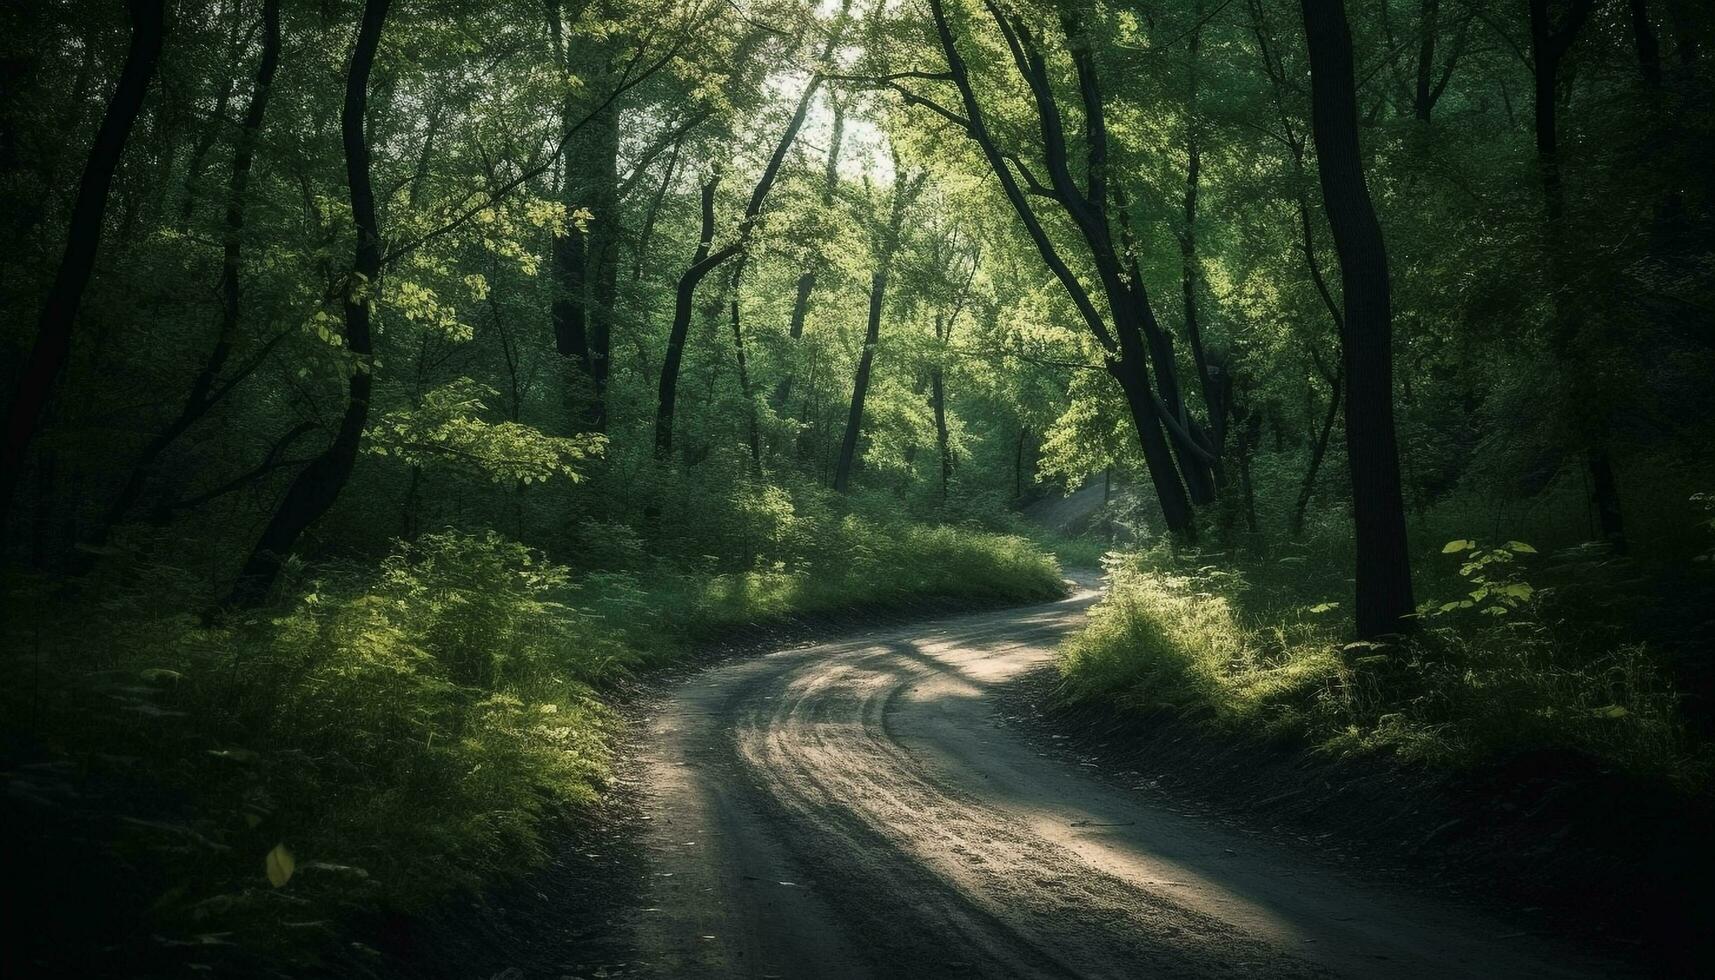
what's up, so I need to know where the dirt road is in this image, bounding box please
[622,577,1611,978]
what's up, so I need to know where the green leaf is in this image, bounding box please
[1503,540,1538,554]
[265,843,295,888]
[1442,539,1475,553]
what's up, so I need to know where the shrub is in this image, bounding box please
[1057,549,1708,786]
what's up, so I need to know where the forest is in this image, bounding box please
[2,0,1711,976]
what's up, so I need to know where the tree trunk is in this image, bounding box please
[547,0,622,433]
[1180,6,1228,464]
[656,175,721,460]
[2,0,166,521]
[833,269,885,493]
[633,136,681,280]
[1413,0,1440,120]
[773,96,845,411]
[1108,354,1196,535]
[97,0,282,543]
[653,14,842,459]
[1291,363,1342,537]
[1300,0,1415,638]
[1529,0,1626,552]
[226,0,390,606]
[728,262,762,474]
[931,367,951,499]
[927,0,1198,535]
[833,168,922,494]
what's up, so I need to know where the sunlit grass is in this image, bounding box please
[1058,549,1709,786]
[2,518,1063,970]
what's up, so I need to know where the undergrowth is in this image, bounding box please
[1,520,1062,974]
[1058,542,1710,789]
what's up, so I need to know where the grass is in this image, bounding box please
[1057,542,1710,788]
[1,519,1062,974]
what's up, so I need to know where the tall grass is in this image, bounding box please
[2,518,1063,972]
[1058,548,1709,787]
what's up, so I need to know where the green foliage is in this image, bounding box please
[2,512,1061,971]
[1058,546,1708,786]
[1417,538,1539,619]
[365,379,605,485]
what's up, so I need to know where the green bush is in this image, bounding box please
[4,515,1064,971]
[2,532,627,969]
[1058,549,1708,786]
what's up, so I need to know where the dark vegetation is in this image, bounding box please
[1,0,1711,973]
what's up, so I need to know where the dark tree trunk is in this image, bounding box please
[547,0,622,433]
[586,103,620,431]
[1292,360,1342,537]
[773,96,844,411]
[633,136,681,281]
[653,23,839,459]
[1108,354,1196,534]
[656,176,721,460]
[1180,6,1228,463]
[926,0,1197,536]
[1300,0,1415,638]
[97,0,282,543]
[1413,0,1440,120]
[728,263,762,474]
[833,269,886,494]
[226,0,390,606]
[833,169,921,494]
[1529,0,1626,552]
[2,0,166,521]
[931,367,951,499]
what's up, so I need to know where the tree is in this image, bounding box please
[834,163,927,493]
[1,0,166,518]
[1299,0,1415,638]
[910,0,1211,537]
[654,1,853,460]
[227,0,391,606]
[94,0,284,545]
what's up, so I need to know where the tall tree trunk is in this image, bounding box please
[1180,3,1228,462]
[833,169,922,493]
[586,102,620,431]
[2,0,166,521]
[656,175,721,460]
[633,135,681,281]
[727,260,762,474]
[773,96,845,411]
[1413,0,1440,120]
[931,367,951,499]
[926,0,1197,536]
[655,5,849,459]
[1528,0,1626,552]
[97,0,282,543]
[547,0,622,433]
[833,269,886,493]
[1300,0,1415,638]
[226,0,390,606]
[1291,359,1342,537]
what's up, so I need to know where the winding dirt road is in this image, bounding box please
[622,577,1611,978]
